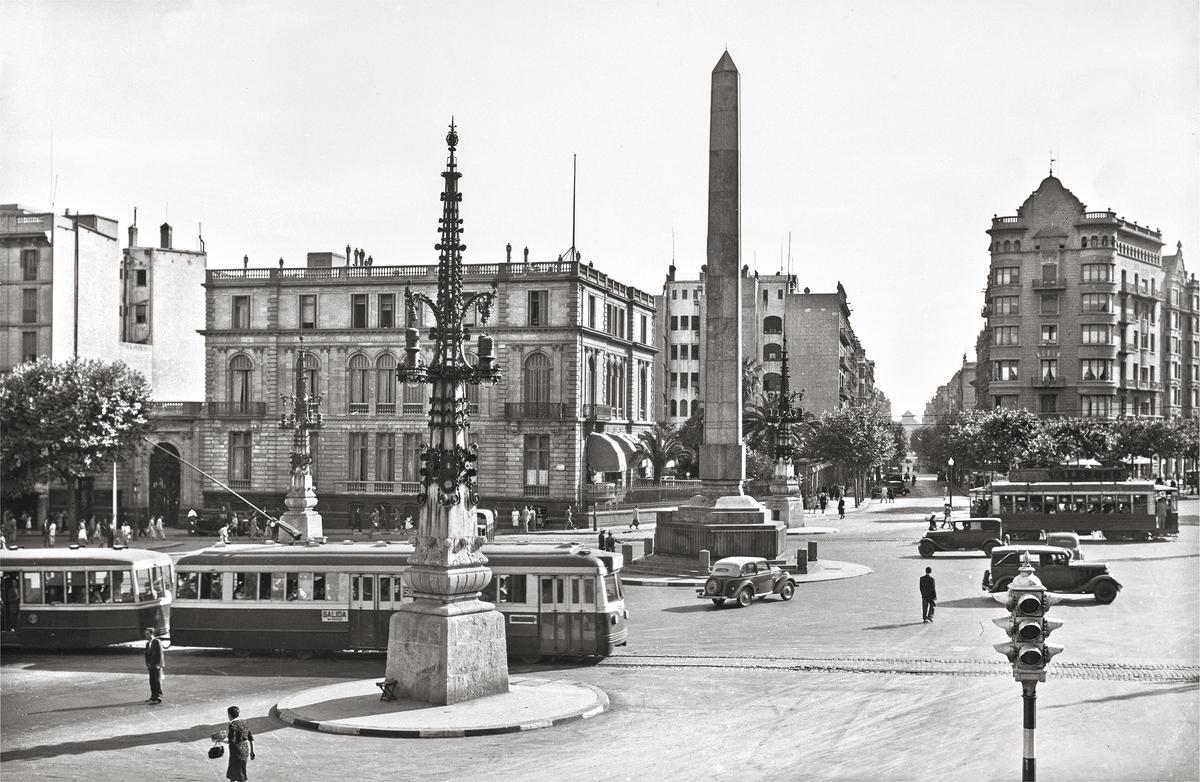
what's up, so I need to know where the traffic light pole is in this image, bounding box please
[1022,680,1037,781]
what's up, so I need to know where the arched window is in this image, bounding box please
[347,354,370,413]
[1014,240,1021,251]
[670,399,678,417]
[639,366,648,420]
[228,354,252,411]
[763,316,782,335]
[523,352,552,406]
[1003,240,1011,252]
[375,353,397,413]
[679,399,689,418]
[1080,237,1088,248]
[763,372,782,393]
[587,354,597,407]
[1101,235,1108,247]
[299,352,320,396]
[763,343,783,362]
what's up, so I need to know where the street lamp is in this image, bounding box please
[947,457,955,513]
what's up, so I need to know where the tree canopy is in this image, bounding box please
[0,358,151,501]
[634,422,695,483]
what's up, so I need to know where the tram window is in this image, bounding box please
[603,573,621,603]
[386,576,403,603]
[541,577,564,604]
[22,572,44,604]
[1014,495,1029,513]
[351,576,359,601]
[583,578,595,606]
[271,573,286,601]
[1101,495,1116,513]
[135,567,153,600]
[233,572,258,600]
[150,567,165,598]
[1043,495,1057,513]
[313,572,340,601]
[255,573,271,600]
[361,576,374,602]
[44,571,65,604]
[571,578,580,604]
[113,571,135,603]
[197,572,221,600]
[1133,495,1148,514]
[297,573,314,601]
[89,571,112,603]
[999,495,1014,513]
[1087,497,1102,514]
[378,576,392,607]
[492,574,527,604]
[176,572,198,600]
[481,577,497,603]
[66,571,87,604]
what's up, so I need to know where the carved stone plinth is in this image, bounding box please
[279,467,322,539]
[654,493,785,560]
[384,597,509,705]
[761,495,807,529]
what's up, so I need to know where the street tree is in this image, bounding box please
[0,357,151,524]
[633,422,695,483]
[804,402,899,504]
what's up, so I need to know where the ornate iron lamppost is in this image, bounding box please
[278,348,324,539]
[383,122,509,705]
[765,340,808,497]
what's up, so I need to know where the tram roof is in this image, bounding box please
[0,546,172,568]
[975,480,1169,492]
[176,540,615,570]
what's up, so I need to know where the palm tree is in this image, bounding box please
[743,389,815,458]
[742,357,764,402]
[634,422,695,483]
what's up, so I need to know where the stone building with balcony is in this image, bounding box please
[190,251,657,526]
[973,173,1197,419]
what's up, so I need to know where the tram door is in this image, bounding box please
[539,575,591,654]
[349,574,384,649]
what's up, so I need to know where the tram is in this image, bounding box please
[0,546,173,648]
[970,467,1179,541]
[170,541,626,660]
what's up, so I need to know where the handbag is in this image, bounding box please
[208,745,225,759]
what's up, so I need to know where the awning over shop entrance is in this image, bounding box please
[586,433,627,472]
[610,432,642,464]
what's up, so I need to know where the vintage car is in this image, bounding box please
[697,556,796,607]
[918,517,1005,558]
[1044,531,1083,560]
[981,544,1121,604]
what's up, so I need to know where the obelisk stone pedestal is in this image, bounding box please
[279,467,323,539]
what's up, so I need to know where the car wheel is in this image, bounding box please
[736,587,753,608]
[982,540,998,556]
[918,540,935,558]
[1093,581,1118,604]
[711,598,725,607]
[779,582,795,601]
[992,577,1013,593]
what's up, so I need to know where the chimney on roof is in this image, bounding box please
[159,222,172,249]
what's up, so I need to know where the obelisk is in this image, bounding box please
[701,50,745,493]
[651,51,784,562]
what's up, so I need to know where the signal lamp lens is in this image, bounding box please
[1016,595,1042,615]
[1019,648,1043,665]
[1018,622,1042,641]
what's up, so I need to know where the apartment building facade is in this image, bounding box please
[974,174,1198,419]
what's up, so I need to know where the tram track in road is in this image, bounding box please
[599,652,1200,683]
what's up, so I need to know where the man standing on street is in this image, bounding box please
[144,628,165,703]
[920,567,937,623]
[597,528,606,550]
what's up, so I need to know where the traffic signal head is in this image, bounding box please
[994,574,1063,681]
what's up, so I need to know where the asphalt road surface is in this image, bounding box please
[1,491,1196,781]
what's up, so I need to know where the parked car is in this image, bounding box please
[1044,531,1084,560]
[918,517,1005,558]
[981,544,1120,604]
[697,556,796,607]
[885,479,910,496]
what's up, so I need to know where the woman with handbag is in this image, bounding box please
[223,705,255,780]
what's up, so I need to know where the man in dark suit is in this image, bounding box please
[144,628,164,703]
[920,567,937,623]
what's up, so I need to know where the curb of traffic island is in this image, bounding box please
[273,676,610,738]
[621,558,871,587]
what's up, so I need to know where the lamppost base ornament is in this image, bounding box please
[384,605,509,705]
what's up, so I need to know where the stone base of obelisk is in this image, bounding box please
[653,493,786,560]
[384,599,509,706]
[761,495,807,529]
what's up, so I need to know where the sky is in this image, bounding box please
[2,0,1197,417]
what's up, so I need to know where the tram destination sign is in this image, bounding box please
[321,609,349,623]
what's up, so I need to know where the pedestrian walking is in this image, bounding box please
[121,520,132,545]
[369,507,381,537]
[920,567,937,623]
[942,502,952,527]
[222,705,256,781]
[522,505,531,534]
[597,528,606,550]
[927,513,938,532]
[605,530,615,552]
[511,509,520,531]
[818,493,828,515]
[565,506,575,530]
[144,628,165,703]
[351,506,363,534]
[218,523,229,544]
[886,486,894,503]
[838,497,845,519]
[629,505,641,531]
[77,523,88,547]
[47,518,57,548]
[404,514,413,531]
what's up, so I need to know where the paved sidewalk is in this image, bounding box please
[275,676,608,738]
